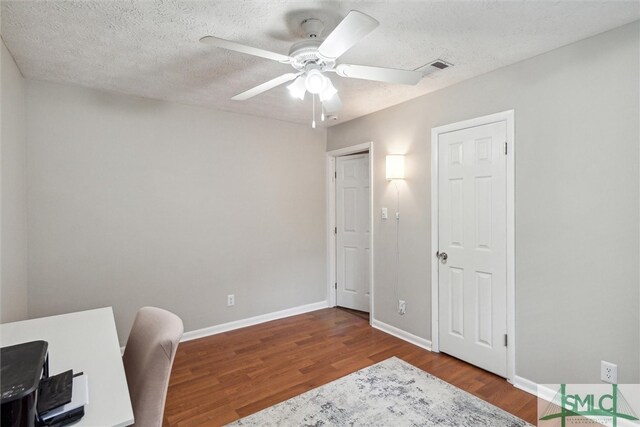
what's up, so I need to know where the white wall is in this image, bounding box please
[327,22,640,384]
[26,80,327,344]
[1,39,28,322]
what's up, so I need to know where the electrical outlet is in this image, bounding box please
[601,360,617,383]
[227,294,235,307]
[398,300,406,315]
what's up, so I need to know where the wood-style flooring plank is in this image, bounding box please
[163,308,536,426]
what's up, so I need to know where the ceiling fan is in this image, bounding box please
[200,10,423,126]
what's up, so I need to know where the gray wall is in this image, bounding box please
[26,80,327,344]
[1,40,28,322]
[327,22,640,384]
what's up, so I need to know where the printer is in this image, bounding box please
[1,341,49,427]
[1,341,85,427]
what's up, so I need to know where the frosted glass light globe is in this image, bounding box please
[305,70,327,94]
[287,76,306,100]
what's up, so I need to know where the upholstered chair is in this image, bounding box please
[122,307,184,427]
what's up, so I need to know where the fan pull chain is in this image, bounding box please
[321,103,325,122]
[312,94,316,129]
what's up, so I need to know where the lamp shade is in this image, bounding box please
[386,155,405,180]
[287,76,306,100]
[319,79,337,102]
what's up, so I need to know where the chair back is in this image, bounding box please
[123,307,183,427]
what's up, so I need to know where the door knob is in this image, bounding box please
[436,251,448,264]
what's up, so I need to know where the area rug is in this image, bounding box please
[229,357,530,426]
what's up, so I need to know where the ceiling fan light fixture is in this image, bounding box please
[319,79,337,102]
[287,76,306,100]
[305,69,328,94]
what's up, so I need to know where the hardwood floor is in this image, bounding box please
[164,308,536,426]
[335,306,370,321]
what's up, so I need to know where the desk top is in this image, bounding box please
[0,307,134,427]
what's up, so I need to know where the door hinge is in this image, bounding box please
[504,334,508,347]
[334,227,337,235]
[504,142,508,155]
[334,282,337,290]
[335,171,337,179]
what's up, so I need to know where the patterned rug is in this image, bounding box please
[229,357,531,426]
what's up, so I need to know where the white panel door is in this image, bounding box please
[336,153,370,312]
[438,121,507,377]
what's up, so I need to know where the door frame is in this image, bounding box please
[430,110,515,382]
[326,142,374,322]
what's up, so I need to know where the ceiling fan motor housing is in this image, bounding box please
[288,40,335,71]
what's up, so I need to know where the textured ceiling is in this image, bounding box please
[2,1,638,126]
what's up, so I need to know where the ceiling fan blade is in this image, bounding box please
[318,10,379,60]
[232,73,301,101]
[323,94,343,113]
[200,36,291,63]
[335,64,422,85]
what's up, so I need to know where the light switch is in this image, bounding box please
[381,207,388,220]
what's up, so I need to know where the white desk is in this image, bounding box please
[1,307,134,427]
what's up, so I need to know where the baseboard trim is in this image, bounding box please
[513,375,556,402]
[513,375,538,396]
[181,300,330,342]
[371,318,432,351]
[121,300,330,353]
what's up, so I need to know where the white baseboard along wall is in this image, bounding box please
[121,300,330,354]
[370,319,432,352]
[181,301,330,342]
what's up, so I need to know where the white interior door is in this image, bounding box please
[437,121,508,377]
[336,153,370,312]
